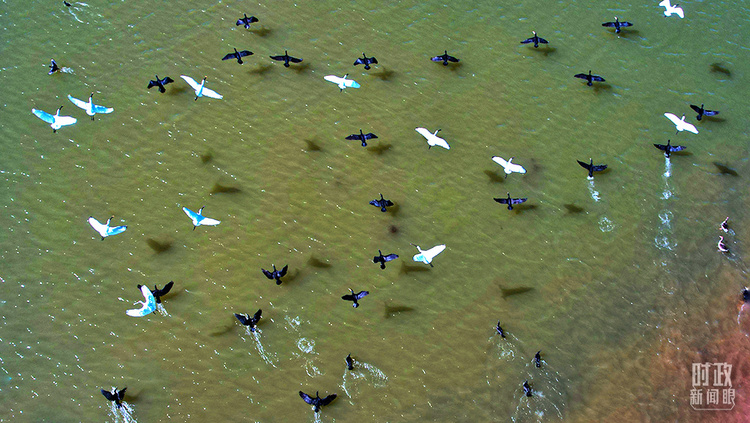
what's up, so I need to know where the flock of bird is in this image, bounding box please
[34,0,732,418]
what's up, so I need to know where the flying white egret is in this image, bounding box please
[324,74,360,91]
[658,0,684,18]
[664,113,698,134]
[32,107,76,132]
[67,93,113,120]
[411,244,446,267]
[87,215,127,240]
[183,206,221,230]
[126,285,157,317]
[492,156,526,175]
[415,127,450,150]
[180,75,223,100]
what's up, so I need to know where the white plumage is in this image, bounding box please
[126,285,157,317]
[32,107,77,132]
[323,74,360,91]
[415,127,450,150]
[664,113,698,134]
[658,0,684,18]
[412,244,446,266]
[68,93,114,119]
[181,75,223,100]
[87,216,127,239]
[183,206,221,229]
[492,156,526,175]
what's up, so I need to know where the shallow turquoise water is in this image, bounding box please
[1,0,748,421]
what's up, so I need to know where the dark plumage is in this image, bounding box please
[653,140,686,158]
[523,381,533,397]
[48,59,60,75]
[345,353,355,370]
[63,1,71,6]
[222,48,253,64]
[236,14,259,29]
[269,50,303,67]
[234,309,262,331]
[493,193,527,211]
[137,281,174,304]
[373,250,399,269]
[690,104,719,121]
[431,50,459,66]
[299,391,337,412]
[496,322,506,338]
[342,288,369,308]
[602,17,633,33]
[261,264,288,285]
[147,75,174,93]
[534,351,541,368]
[345,129,378,147]
[574,70,605,86]
[577,158,607,178]
[742,287,750,303]
[101,387,127,408]
[353,53,378,70]
[369,193,394,212]
[520,31,548,48]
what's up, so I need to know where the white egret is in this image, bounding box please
[88,215,127,240]
[32,107,76,132]
[411,244,446,267]
[664,113,698,134]
[659,0,684,18]
[126,285,157,317]
[415,127,450,150]
[68,93,113,120]
[492,156,526,175]
[324,74,360,91]
[183,206,221,230]
[180,75,223,100]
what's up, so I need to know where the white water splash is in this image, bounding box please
[249,329,277,367]
[587,179,600,202]
[341,361,388,398]
[109,401,137,423]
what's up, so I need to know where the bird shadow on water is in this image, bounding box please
[527,46,556,56]
[384,302,415,318]
[563,203,585,214]
[210,182,241,194]
[370,67,395,81]
[145,237,172,253]
[303,139,323,152]
[484,170,506,183]
[513,204,537,213]
[248,64,273,76]
[292,62,312,74]
[592,83,613,93]
[367,143,392,155]
[398,261,431,274]
[247,27,272,37]
[308,256,332,269]
[713,162,739,176]
[710,62,731,78]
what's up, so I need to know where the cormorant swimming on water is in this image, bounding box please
[523,381,533,397]
[345,353,355,370]
[48,59,60,74]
